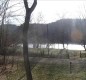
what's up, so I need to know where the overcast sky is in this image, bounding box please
[33,1,86,23]
[8,0,86,25]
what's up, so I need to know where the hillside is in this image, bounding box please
[1,19,86,45]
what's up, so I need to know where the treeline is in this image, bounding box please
[24,19,86,45]
[2,19,86,45]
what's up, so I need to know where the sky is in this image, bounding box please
[33,0,86,23]
[8,0,86,25]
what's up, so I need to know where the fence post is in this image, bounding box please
[70,62,72,73]
[80,51,81,58]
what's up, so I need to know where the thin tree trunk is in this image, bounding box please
[23,13,33,80]
[47,24,49,55]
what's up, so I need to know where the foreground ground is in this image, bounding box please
[0,49,86,80]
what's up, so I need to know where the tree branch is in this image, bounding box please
[23,0,29,11]
[30,0,37,13]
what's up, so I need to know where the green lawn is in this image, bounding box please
[5,48,86,80]
[32,64,86,80]
[6,62,86,80]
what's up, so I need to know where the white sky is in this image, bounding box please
[8,0,86,25]
[32,0,86,23]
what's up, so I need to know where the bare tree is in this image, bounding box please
[56,13,67,49]
[78,4,86,51]
[0,0,10,70]
[23,0,37,80]
[47,24,50,55]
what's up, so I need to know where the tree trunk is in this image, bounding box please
[23,0,37,80]
[23,13,33,80]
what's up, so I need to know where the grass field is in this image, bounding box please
[6,62,86,80]
[1,48,86,80]
[32,64,86,80]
